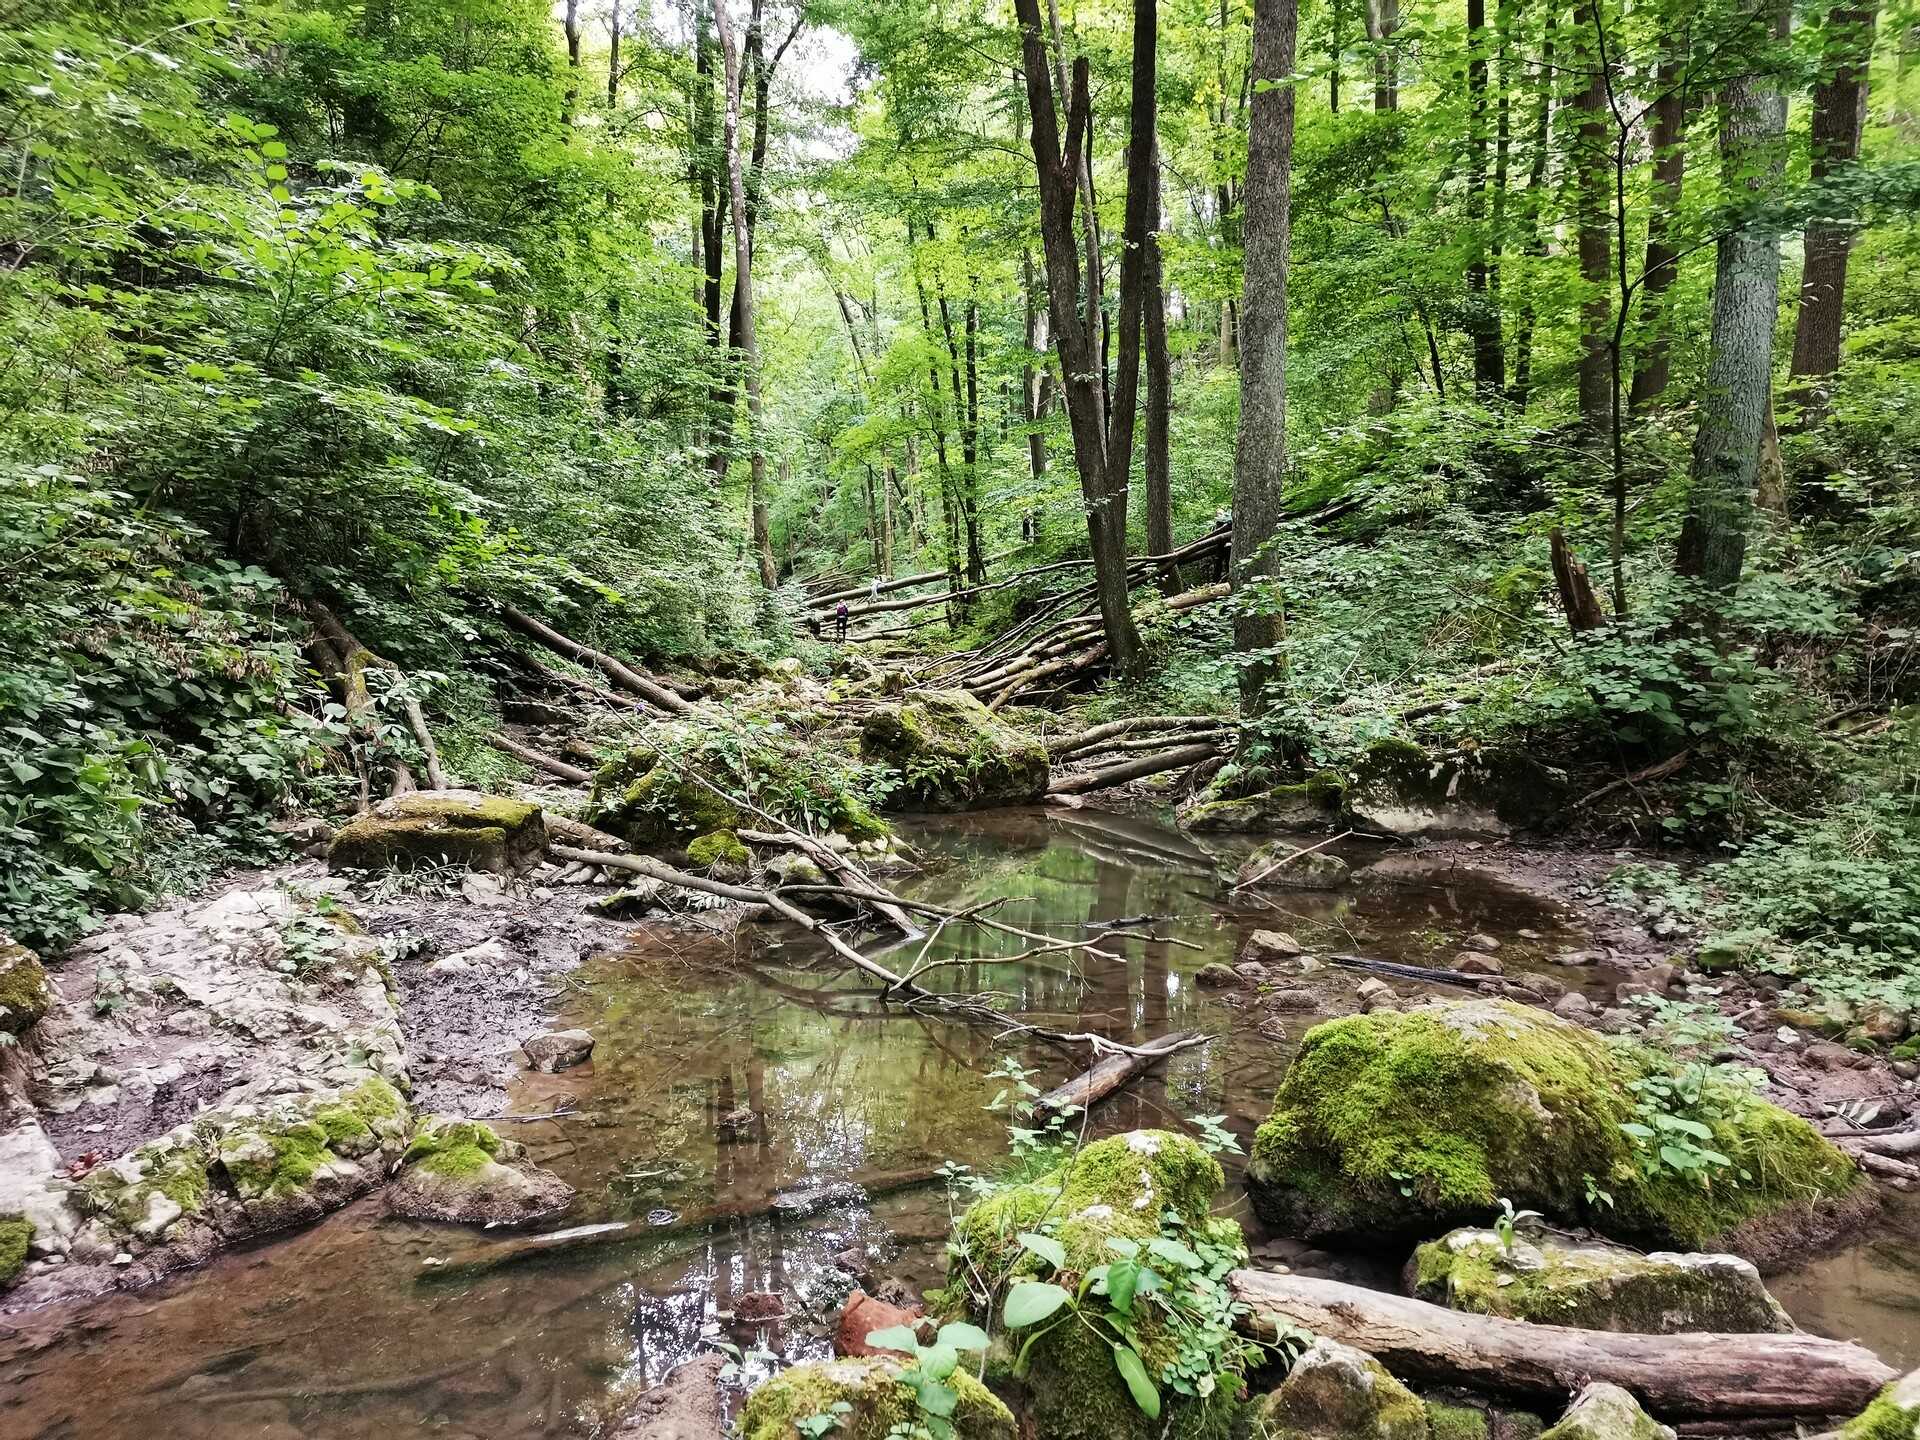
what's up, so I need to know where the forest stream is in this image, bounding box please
[4,810,1917,1440]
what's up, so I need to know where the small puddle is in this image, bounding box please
[1,809,1910,1437]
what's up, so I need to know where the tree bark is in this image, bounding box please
[1676,17,1787,590]
[1628,44,1690,412]
[1034,1030,1200,1114]
[1464,0,1504,395]
[1230,0,1299,717]
[1788,0,1879,414]
[1572,1,1613,438]
[1013,0,1145,677]
[1229,1270,1894,1420]
[1143,135,1177,595]
[1508,9,1554,409]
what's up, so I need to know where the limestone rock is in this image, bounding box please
[0,933,51,1036]
[1245,999,1867,1258]
[1411,1227,1794,1334]
[385,1118,574,1226]
[329,790,546,874]
[1178,772,1346,833]
[1841,1369,1920,1440]
[1253,1337,1429,1440]
[1356,978,1398,1012]
[1238,845,1350,891]
[1539,1385,1673,1440]
[522,1028,594,1072]
[1346,741,1566,839]
[1247,930,1306,962]
[1453,953,1504,977]
[1197,962,1238,988]
[610,1353,727,1440]
[859,690,1047,811]
[737,1356,1015,1440]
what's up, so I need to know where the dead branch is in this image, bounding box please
[486,732,592,785]
[1231,831,1354,891]
[1046,742,1227,796]
[500,604,690,715]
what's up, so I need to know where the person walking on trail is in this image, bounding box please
[835,600,849,642]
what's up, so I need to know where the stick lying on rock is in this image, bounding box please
[1228,1270,1895,1420]
[1034,1029,1199,1116]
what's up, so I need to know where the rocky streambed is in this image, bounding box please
[0,807,1915,1440]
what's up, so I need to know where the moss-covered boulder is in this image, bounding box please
[1246,1000,1866,1259]
[686,828,751,878]
[1345,741,1565,839]
[329,790,546,874]
[943,1130,1247,1440]
[1253,1337,1429,1440]
[386,1117,574,1226]
[737,1356,1015,1440]
[1539,1385,1673,1440]
[0,932,51,1036]
[0,1213,32,1288]
[1237,843,1350,890]
[1410,1227,1793,1333]
[1843,1370,1920,1440]
[1178,773,1346,834]
[860,690,1047,811]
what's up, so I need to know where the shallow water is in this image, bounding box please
[2,809,1913,1439]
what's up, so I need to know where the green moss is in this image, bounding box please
[861,690,1048,812]
[1179,772,1346,834]
[738,1357,1015,1440]
[79,1135,215,1232]
[1248,1000,1861,1251]
[1841,1378,1920,1440]
[1255,1340,1428,1440]
[0,1214,33,1286]
[329,793,544,874]
[1538,1385,1673,1440]
[220,1119,331,1198]
[686,829,751,869]
[0,934,52,1035]
[1429,1403,1491,1440]
[404,1117,505,1179]
[591,737,889,846]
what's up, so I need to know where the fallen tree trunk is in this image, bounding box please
[1035,1029,1199,1116]
[306,600,445,799]
[1045,715,1224,758]
[1046,742,1226,796]
[1228,1270,1895,1419]
[500,604,690,715]
[485,732,591,785]
[545,815,629,853]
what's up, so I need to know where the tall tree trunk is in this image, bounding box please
[1788,0,1879,415]
[1364,0,1398,110]
[608,3,621,107]
[1014,0,1145,676]
[1232,0,1299,718]
[1628,44,1690,412]
[1465,0,1505,394]
[1572,0,1613,438]
[964,289,986,583]
[695,0,730,485]
[1047,0,1107,418]
[1144,135,1177,595]
[1023,247,1049,486]
[712,0,777,589]
[1676,11,1788,590]
[1509,7,1554,408]
[563,0,582,125]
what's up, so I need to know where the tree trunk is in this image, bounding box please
[1023,247,1049,486]
[562,0,582,125]
[1230,0,1299,718]
[1676,8,1788,589]
[1788,0,1879,415]
[1508,8,1554,409]
[1628,44,1690,412]
[1364,0,1398,110]
[1143,134,1177,595]
[1464,0,1504,395]
[1229,1271,1895,1420]
[711,0,776,589]
[1013,0,1144,676]
[1572,1,1613,438]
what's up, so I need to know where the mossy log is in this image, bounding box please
[1046,741,1227,796]
[1228,1270,1894,1420]
[485,732,592,784]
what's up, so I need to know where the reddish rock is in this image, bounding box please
[835,1289,925,1358]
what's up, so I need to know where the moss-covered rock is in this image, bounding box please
[1253,1337,1429,1440]
[860,690,1048,811]
[0,932,52,1036]
[329,790,546,874]
[737,1356,1015,1440]
[1410,1227,1793,1333]
[1178,772,1346,834]
[0,1213,33,1287]
[387,1117,574,1225]
[1538,1385,1673,1440]
[686,829,751,877]
[1246,999,1865,1258]
[1236,844,1350,890]
[1345,741,1565,839]
[1843,1370,1920,1440]
[944,1131,1245,1440]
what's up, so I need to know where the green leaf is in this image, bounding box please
[1018,1232,1066,1270]
[1003,1281,1071,1329]
[916,1378,959,1418]
[1112,1344,1161,1418]
[864,1325,920,1354]
[1147,1237,1201,1269]
[936,1322,990,1353]
[919,1344,959,1380]
[1106,1258,1140,1315]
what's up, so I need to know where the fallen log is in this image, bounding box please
[500,604,690,715]
[1034,1029,1201,1116]
[1046,715,1226,759]
[1324,952,1491,991]
[485,732,591,785]
[546,815,629,852]
[1572,748,1695,810]
[1228,1270,1895,1419]
[1046,742,1226,796]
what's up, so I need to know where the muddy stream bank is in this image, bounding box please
[3,809,1916,1439]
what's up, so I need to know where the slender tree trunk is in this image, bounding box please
[1046,0,1106,417]
[608,3,621,107]
[1572,1,1613,438]
[563,0,582,125]
[695,0,730,484]
[1364,0,1398,110]
[1232,0,1299,718]
[1628,45,1690,412]
[712,0,777,589]
[1014,0,1144,676]
[1676,12,1788,589]
[1789,0,1879,415]
[964,289,986,583]
[1023,247,1049,486]
[1509,8,1554,408]
[1144,135,1177,595]
[1465,0,1504,394]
